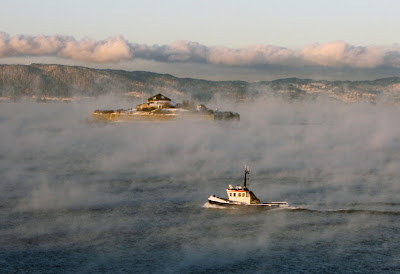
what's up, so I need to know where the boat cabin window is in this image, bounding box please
[233,193,236,197]
[246,193,249,197]
[229,193,232,196]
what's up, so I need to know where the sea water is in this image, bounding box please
[1,99,400,273]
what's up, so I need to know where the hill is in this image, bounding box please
[1,63,400,103]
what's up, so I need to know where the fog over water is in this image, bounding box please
[1,96,400,272]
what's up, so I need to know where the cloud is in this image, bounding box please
[207,44,298,66]
[1,32,400,68]
[383,44,400,68]
[301,41,386,68]
[59,35,133,62]
[0,33,132,63]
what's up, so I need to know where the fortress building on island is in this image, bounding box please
[92,93,240,122]
[136,94,176,111]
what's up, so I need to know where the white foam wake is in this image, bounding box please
[202,202,231,209]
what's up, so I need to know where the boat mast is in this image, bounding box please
[243,165,250,188]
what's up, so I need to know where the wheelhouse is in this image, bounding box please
[226,166,261,204]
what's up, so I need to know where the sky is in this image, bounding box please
[1,0,400,81]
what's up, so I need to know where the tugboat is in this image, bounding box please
[207,166,288,208]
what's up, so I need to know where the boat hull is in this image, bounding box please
[207,196,288,209]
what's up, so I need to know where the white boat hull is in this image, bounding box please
[208,195,288,208]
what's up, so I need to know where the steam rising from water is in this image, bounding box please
[1,97,400,272]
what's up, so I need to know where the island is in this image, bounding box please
[92,93,240,122]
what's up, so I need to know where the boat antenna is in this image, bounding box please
[243,165,250,188]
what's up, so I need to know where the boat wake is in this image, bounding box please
[202,202,238,209]
[283,206,400,216]
[203,203,400,216]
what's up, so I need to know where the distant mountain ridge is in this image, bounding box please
[1,63,400,103]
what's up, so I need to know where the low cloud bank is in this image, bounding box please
[1,32,400,68]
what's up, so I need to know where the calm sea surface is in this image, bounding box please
[1,100,400,273]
